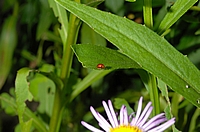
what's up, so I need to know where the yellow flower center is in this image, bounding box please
[110,125,142,132]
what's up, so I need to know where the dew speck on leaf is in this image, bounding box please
[197,98,200,104]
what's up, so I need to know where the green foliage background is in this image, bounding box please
[0,0,200,131]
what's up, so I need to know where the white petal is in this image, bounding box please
[123,107,129,125]
[148,118,175,132]
[97,112,112,131]
[81,121,104,132]
[138,106,153,127]
[102,101,116,128]
[136,102,152,125]
[143,113,166,130]
[108,100,119,127]
[90,106,110,131]
[131,96,143,125]
[120,105,125,125]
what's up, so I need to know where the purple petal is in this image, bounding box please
[142,113,166,129]
[148,118,175,132]
[144,117,167,131]
[137,106,153,127]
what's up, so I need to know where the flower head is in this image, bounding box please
[81,96,175,132]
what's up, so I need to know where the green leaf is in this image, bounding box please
[22,119,33,132]
[189,108,200,132]
[137,69,159,115]
[29,73,55,116]
[81,23,106,46]
[105,0,124,15]
[70,70,112,101]
[0,15,17,89]
[0,92,48,132]
[157,0,198,35]
[158,78,168,98]
[177,34,200,51]
[158,79,180,131]
[164,105,179,132]
[56,0,200,108]
[113,98,134,115]
[30,64,62,115]
[125,0,136,2]
[0,93,17,115]
[15,68,33,113]
[36,0,55,40]
[48,0,68,46]
[84,0,104,7]
[15,68,33,131]
[72,44,141,69]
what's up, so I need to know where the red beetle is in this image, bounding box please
[97,63,105,69]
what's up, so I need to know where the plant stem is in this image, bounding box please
[148,73,160,115]
[49,0,81,131]
[143,0,160,115]
[190,6,200,11]
[49,87,62,132]
[143,0,153,29]
[60,14,81,82]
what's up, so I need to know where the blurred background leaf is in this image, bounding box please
[0,12,17,89]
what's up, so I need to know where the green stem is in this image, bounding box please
[49,1,81,131]
[143,0,160,115]
[49,87,62,132]
[190,6,200,11]
[148,73,160,115]
[60,12,81,82]
[143,0,153,29]
[25,106,49,132]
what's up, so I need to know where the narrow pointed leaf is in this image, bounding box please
[85,0,104,7]
[48,0,68,47]
[70,70,112,101]
[157,0,197,35]
[0,15,17,89]
[56,0,200,107]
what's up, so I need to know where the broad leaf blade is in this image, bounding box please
[72,44,141,69]
[56,0,200,107]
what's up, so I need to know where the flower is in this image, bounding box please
[81,96,175,132]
